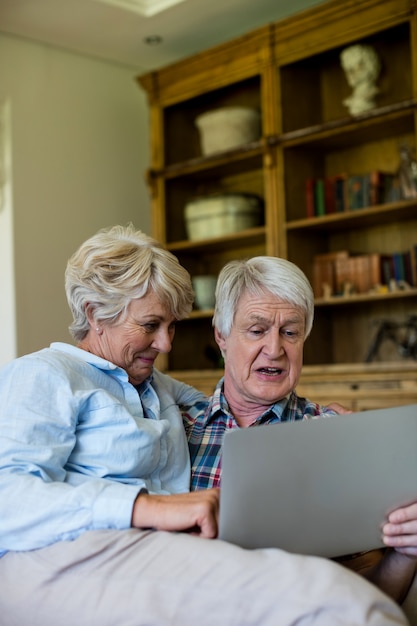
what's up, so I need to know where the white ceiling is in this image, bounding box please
[0,0,326,74]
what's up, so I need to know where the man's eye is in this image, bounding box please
[250,328,265,336]
[283,329,299,339]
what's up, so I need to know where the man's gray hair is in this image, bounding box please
[213,256,314,338]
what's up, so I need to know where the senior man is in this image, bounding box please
[183,256,417,611]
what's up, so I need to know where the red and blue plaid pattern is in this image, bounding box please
[183,378,330,491]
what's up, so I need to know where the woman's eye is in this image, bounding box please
[143,323,158,332]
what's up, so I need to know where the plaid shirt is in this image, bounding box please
[182,377,334,491]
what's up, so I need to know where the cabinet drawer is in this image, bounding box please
[297,365,417,411]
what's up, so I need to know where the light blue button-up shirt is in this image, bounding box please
[0,343,205,555]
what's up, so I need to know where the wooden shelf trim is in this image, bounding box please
[315,288,417,307]
[166,226,266,252]
[281,100,416,147]
[286,199,417,232]
[150,140,268,178]
[188,309,214,319]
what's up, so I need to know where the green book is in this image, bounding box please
[314,179,325,216]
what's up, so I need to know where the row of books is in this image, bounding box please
[312,247,417,299]
[306,171,402,217]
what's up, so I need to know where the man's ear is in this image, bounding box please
[214,327,227,353]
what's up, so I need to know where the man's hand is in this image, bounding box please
[131,488,220,539]
[356,503,417,603]
[382,502,417,557]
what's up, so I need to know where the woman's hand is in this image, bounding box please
[382,502,417,557]
[131,488,220,539]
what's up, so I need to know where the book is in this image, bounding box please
[314,179,326,216]
[305,178,315,218]
[324,176,336,214]
[347,175,366,210]
[314,250,349,297]
[410,245,417,287]
[362,174,371,208]
[307,174,348,215]
[334,253,381,294]
[334,257,353,294]
[352,254,380,293]
[392,252,406,282]
[402,250,414,286]
[367,252,381,288]
[383,175,402,203]
[334,174,348,212]
[369,170,388,205]
[357,256,372,293]
[312,260,334,298]
[380,254,395,286]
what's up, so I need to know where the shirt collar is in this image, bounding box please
[136,373,154,393]
[50,342,128,380]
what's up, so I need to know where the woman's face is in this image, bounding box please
[95,290,176,385]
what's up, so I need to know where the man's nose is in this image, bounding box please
[264,330,283,357]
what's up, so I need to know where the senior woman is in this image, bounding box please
[0,225,407,626]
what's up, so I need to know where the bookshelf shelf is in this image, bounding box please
[188,309,215,319]
[315,288,417,308]
[151,142,266,179]
[166,226,266,253]
[281,101,415,147]
[286,200,417,232]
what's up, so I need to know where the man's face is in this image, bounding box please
[215,290,306,418]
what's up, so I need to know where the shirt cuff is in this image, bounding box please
[92,483,146,529]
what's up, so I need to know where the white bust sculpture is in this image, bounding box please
[340,44,381,116]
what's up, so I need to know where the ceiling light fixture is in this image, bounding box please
[144,35,163,45]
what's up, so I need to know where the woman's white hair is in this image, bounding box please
[65,224,193,341]
[213,256,314,338]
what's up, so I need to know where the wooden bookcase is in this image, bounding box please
[138,0,417,407]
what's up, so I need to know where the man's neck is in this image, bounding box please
[223,393,271,429]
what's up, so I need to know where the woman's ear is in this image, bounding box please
[84,303,96,328]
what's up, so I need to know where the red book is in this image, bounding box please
[324,177,336,213]
[305,178,315,218]
[369,171,386,205]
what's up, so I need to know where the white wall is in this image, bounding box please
[0,98,16,366]
[0,34,151,362]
